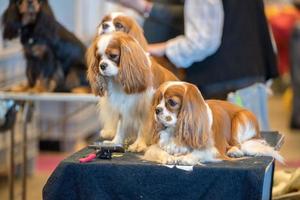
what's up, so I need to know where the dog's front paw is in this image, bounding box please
[100,129,115,139]
[128,141,147,152]
[161,155,177,165]
[176,156,201,166]
[173,146,190,156]
[227,146,244,158]
[161,143,176,155]
[102,140,122,146]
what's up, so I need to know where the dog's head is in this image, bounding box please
[97,12,148,50]
[151,81,212,148]
[86,32,151,96]
[2,0,52,39]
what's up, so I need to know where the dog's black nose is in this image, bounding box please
[100,63,108,70]
[155,107,163,115]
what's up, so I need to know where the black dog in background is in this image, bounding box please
[2,0,88,92]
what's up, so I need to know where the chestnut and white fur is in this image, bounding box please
[144,81,283,165]
[97,12,148,50]
[97,12,184,80]
[86,32,178,152]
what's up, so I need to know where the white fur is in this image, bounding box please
[205,103,213,130]
[98,21,115,35]
[175,148,221,165]
[143,145,177,165]
[237,117,256,143]
[97,35,111,55]
[100,78,155,152]
[143,143,220,165]
[240,139,284,163]
[155,98,178,127]
[158,129,189,156]
[97,35,119,77]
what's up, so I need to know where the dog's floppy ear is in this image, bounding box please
[118,35,151,94]
[86,36,107,96]
[175,84,211,149]
[149,89,164,145]
[128,19,148,50]
[2,0,22,40]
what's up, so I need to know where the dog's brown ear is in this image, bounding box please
[128,19,148,51]
[86,36,107,96]
[175,84,211,149]
[149,89,164,145]
[2,1,21,39]
[118,36,151,94]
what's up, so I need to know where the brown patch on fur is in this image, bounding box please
[151,58,179,88]
[175,84,211,149]
[113,15,148,50]
[153,56,186,80]
[86,36,107,96]
[207,100,261,158]
[150,90,164,145]
[115,33,151,94]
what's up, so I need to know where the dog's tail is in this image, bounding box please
[240,139,284,163]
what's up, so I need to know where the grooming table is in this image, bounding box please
[43,131,284,200]
[0,91,99,200]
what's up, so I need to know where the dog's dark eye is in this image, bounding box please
[168,99,177,107]
[109,54,118,60]
[115,22,124,29]
[102,23,109,30]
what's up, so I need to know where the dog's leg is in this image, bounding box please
[127,120,149,152]
[99,97,119,140]
[143,145,177,165]
[227,111,257,158]
[103,119,125,145]
[176,148,221,166]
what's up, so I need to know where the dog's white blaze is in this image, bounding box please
[98,21,115,35]
[97,35,112,55]
[111,12,125,19]
[162,81,186,93]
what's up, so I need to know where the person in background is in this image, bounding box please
[289,0,300,129]
[114,0,278,99]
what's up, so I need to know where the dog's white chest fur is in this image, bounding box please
[107,82,154,115]
[158,129,189,156]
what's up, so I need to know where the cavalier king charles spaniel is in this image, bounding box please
[144,81,283,165]
[2,0,88,92]
[97,12,185,79]
[86,32,178,152]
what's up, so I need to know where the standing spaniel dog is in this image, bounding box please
[144,81,283,165]
[86,32,178,152]
[97,12,185,79]
[2,0,88,92]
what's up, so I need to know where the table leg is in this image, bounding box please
[9,123,15,200]
[22,102,31,200]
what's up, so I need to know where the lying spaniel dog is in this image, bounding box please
[86,32,178,152]
[2,0,88,92]
[144,81,283,165]
[97,12,185,79]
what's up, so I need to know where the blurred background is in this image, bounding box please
[0,0,300,199]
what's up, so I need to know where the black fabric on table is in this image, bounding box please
[43,132,281,200]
